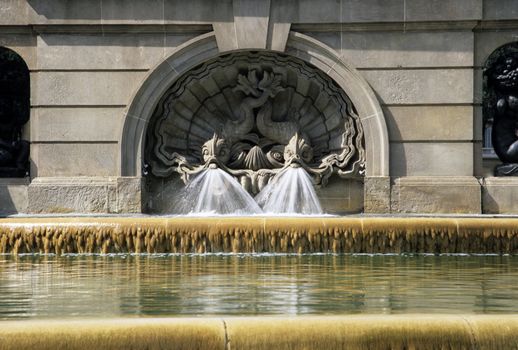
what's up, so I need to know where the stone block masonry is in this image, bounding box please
[0,0,516,214]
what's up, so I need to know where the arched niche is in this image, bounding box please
[121,32,388,179]
[0,46,30,178]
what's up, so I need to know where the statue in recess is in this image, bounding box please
[0,48,30,177]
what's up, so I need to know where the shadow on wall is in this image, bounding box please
[382,106,408,176]
[0,179,28,216]
[370,91,408,177]
[26,0,328,23]
[0,185,16,216]
[27,0,233,22]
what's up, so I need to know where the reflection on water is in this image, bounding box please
[0,254,517,319]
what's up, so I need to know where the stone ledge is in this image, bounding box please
[2,217,517,254]
[391,176,481,214]
[0,315,517,349]
[482,177,518,214]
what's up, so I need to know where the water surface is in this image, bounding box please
[0,254,517,319]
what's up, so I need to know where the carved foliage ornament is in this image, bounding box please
[145,52,365,193]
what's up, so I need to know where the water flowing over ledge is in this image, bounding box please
[1,315,518,350]
[1,217,518,254]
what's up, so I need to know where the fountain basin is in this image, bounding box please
[1,216,518,254]
[1,316,518,350]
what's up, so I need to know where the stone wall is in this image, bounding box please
[0,0,517,214]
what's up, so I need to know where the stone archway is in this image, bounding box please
[120,31,389,213]
[121,31,388,177]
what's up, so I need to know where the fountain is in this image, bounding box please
[144,52,364,215]
[255,166,323,215]
[142,53,364,216]
[1,5,518,347]
[171,167,263,215]
[169,130,325,215]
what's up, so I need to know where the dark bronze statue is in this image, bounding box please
[485,46,518,176]
[0,48,30,177]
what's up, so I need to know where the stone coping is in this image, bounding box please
[1,217,518,254]
[5,213,518,218]
[1,315,518,349]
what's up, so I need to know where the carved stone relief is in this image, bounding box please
[145,52,365,193]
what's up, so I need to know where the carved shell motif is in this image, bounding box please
[145,52,365,192]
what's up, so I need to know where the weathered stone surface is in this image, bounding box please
[36,34,195,70]
[101,0,163,24]
[272,0,340,23]
[384,106,474,141]
[0,179,29,214]
[233,0,270,49]
[364,176,390,213]
[390,143,474,177]
[405,0,482,21]
[392,176,481,214]
[482,177,518,214]
[316,177,363,214]
[31,107,123,142]
[483,0,518,20]
[362,69,473,105]
[32,71,147,106]
[164,0,232,24]
[343,31,473,68]
[28,0,102,24]
[0,34,36,69]
[116,177,142,213]
[22,0,485,25]
[306,31,474,69]
[269,23,291,52]
[341,0,403,23]
[0,0,30,25]
[28,0,234,25]
[28,177,116,213]
[27,176,141,214]
[212,23,238,52]
[475,31,518,67]
[31,144,118,177]
[213,0,291,52]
